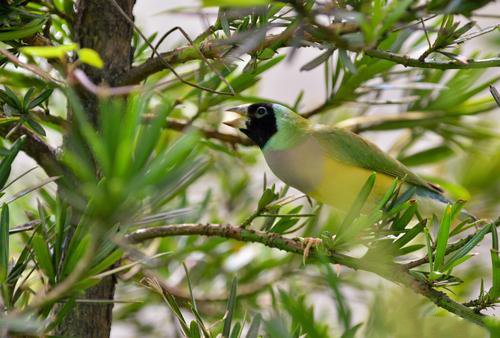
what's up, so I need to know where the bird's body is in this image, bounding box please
[224,103,471,219]
[263,133,396,212]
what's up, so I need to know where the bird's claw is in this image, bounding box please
[302,237,322,263]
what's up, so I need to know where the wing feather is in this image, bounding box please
[312,126,442,193]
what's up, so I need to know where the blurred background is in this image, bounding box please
[2,1,499,337]
[94,1,500,337]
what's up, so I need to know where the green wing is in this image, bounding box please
[312,126,442,193]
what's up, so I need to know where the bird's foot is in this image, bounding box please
[301,237,322,263]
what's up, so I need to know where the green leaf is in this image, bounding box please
[189,321,201,338]
[77,48,104,69]
[86,249,123,277]
[32,233,55,283]
[399,145,454,167]
[203,0,269,7]
[0,18,46,41]
[339,172,376,232]
[391,202,417,231]
[442,223,492,271]
[424,227,435,274]
[230,322,242,338]
[300,48,335,72]
[258,187,278,210]
[22,88,35,112]
[323,263,351,331]
[0,136,26,189]
[434,205,453,271]
[397,244,425,256]
[183,263,210,338]
[490,85,500,107]
[159,286,190,336]
[0,87,21,109]
[341,323,363,338]
[26,119,46,136]
[62,233,91,277]
[0,204,9,283]
[246,314,262,338]
[394,220,426,248]
[484,316,500,338]
[28,88,54,109]
[491,225,500,299]
[20,43,78,58]
[223,277,238,338]
[338,49,357,74]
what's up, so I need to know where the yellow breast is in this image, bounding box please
[264,136,396,213]
[309,157,395,212]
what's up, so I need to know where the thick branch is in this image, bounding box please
[122,24,500,85]
[126,223,488,327]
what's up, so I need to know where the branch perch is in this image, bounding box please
[126,223,489,328]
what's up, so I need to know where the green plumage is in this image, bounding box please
[312,126,441,193]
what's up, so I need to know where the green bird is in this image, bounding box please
[224,103,474,220]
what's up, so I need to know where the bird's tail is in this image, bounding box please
[413,186,477,222]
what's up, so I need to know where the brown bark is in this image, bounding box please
[55,1,135,337]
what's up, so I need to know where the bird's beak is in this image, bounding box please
[223,105,248,129]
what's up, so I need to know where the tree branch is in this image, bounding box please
[126,223,489,327]
[121,23,500,86]
[364,49,500,70]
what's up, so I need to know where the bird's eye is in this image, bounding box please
[255,106,268,118]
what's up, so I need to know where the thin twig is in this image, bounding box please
[8,220,41,235]
[0,48,63,85]
[150,26,235,95]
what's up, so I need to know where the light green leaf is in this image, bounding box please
[32,233,55,283]
[77,48,104,69]
[434,205,453,271]
[20,44,78,58]
[399,145,454,167]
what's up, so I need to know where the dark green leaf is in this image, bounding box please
[26,118,46,136]
[399,145,454,167]
[0,204,9,283]
[32,233,55,283]
[0,136,26,189]
[246,314,262,338]
[28,88,53,109]
[442,224,492,271]
[300,48,335,72]
[223,277,238,338]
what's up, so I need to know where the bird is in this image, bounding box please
[223,103,475,221]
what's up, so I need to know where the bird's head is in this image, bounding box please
[224,103,305,148]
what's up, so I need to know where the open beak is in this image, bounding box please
[223,105,248,129]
